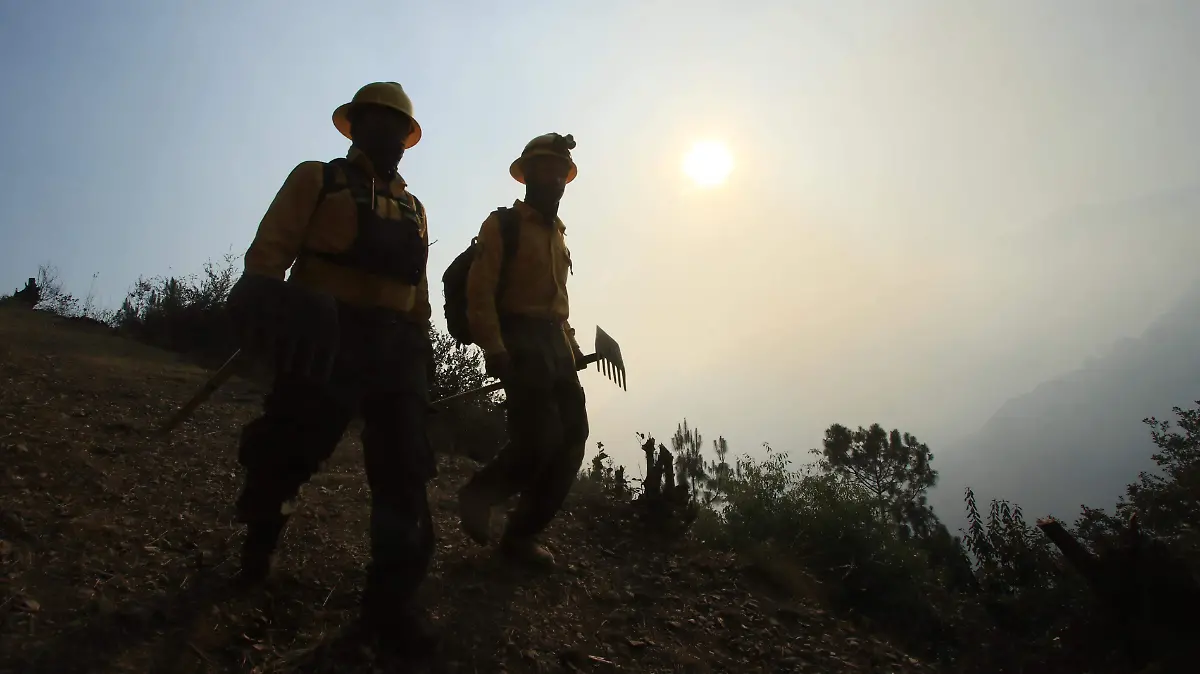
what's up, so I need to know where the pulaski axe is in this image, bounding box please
[431,325,627,406]
[158,326,626,436]
[157,349,247,436]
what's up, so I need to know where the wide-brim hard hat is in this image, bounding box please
[510,133,578,184]
[332,81,422,149]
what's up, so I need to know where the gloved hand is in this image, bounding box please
[226,273,339,380]
[485,351,514,383]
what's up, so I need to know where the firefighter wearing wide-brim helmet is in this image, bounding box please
[510,133,578,184]
[222,80,439,662]
[333,81,423,149]
[452,131,589,569]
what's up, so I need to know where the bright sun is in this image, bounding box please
[682,140,734,187]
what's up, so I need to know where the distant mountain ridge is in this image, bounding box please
[934,282,1200,526]
[930,184,1200,529]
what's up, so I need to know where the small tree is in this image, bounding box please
[33,263,80,317]
[1122,402,1200,552]
[113,253,240,357]
[706,435,732,503]
[428,325,490,402]
[817,423,938,534]
[672,419,707,504]
[427,325,506,462]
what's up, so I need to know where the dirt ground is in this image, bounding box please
[0,307,932,673]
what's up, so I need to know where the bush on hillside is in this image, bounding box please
[0,277,40,307]
[427,326,506,462]
[0,264,116,325]
[715,447,958,652]
[577,406,1200,673]
[112,253,240,360]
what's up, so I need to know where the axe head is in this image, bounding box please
[593,325,627,390]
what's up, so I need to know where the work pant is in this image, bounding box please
[234,305,435,617]
[466,317,590,539]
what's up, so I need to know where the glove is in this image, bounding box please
[485,351,514,383]
[226,274,339,380]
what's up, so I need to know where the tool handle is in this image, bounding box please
[431,380,504,407]
[157,349,245,436]
[430,352,601,408]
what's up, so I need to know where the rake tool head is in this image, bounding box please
[593,325,627,390]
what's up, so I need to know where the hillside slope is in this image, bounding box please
[0,308,931,673]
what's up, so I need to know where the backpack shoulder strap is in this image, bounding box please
[496,207,520,262]
[410,193,426,227]
[315,158,351,207]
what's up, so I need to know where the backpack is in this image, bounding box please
[442,207,520,345]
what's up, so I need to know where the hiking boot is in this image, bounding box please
[234,550,272,587]
[457,483,493,546]
[499,535,556,568]
[233,517,287,586]
[362,604,442,663]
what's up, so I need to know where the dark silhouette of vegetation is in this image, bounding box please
[113,254,240,359]
[818,423,939,538]
[427,326,507,462]
[0,277,40,307]
[576,410,1200,673]
[1,264,113,324]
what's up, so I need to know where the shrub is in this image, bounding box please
[113,253,240,361]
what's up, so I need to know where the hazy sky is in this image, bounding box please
[2,0,1199,478]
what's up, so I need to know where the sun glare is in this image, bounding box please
[682,140,733,187]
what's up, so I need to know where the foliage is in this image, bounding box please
[426,325,507,461]
[577,407,1200,671]
[9,264,117,324]
[715,447,949,643]
[672,419,707,504]
[112,253,240,359]
[1123,404,1200,552]
[1068,403,1200,569]
[429,326,489,401]
[817,423,938,537]
[960,487,1092,652]
[578,442,629,499]
[706,435,731,500]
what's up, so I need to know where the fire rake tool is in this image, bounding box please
[431,325,627,407]
[158,326,626,435]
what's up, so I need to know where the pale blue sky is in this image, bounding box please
[3,1,1200,482]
